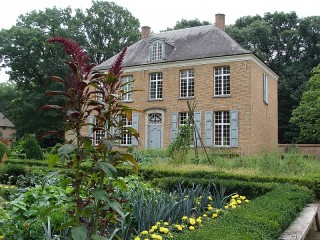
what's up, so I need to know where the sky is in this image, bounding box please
[0,0,319,82]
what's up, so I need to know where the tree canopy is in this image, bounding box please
[0,1,140,147]
[163,18,211,31]
[226,12,320,143]
[291,64,320,143]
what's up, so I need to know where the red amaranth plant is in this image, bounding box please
[43,37,138,239]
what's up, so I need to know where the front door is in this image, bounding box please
[148,113,162,149]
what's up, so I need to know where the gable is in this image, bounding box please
[0,112,15,128]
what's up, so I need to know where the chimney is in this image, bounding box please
[141,26,151,39]
[215,13,225,31]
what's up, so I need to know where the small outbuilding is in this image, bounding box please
[0,112,16,148]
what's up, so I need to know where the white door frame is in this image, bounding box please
[145,109,165,149]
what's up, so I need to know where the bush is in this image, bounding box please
[175,184,314,240]
[23,136,44,160]
[0,142,10,159]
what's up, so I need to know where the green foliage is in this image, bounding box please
[227,12,320,143]
[22,135,44,160]
[291,64,320,143]
[0,141,11,159]
[0,2,140,147]
[175,184,314,240]
[0,185,71,239]
[164,18,211,31]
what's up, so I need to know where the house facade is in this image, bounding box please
[91,14,278,156]
[0,112,16,148]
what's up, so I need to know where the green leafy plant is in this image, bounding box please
[22,135,44,160]
[43,37,138,239]
[0,141,10,160]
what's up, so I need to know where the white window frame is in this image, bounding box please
[214,111,230,147]
[150,41,164,61]
[263,73,269,104]
[214,66,230,96]
[180,70,194,98]
[179,112,189,126]
[121,75,133,102]
[149,72,163,100]
[120,115,132,146]
[93,117,105,146]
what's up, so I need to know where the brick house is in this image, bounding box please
[91,14,278,156]
[0,112,16,148]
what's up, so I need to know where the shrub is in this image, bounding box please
[0,141,10,159]
[22,136,44,160]
[175,184,314,240]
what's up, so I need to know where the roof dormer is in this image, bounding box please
[149,38,166,62]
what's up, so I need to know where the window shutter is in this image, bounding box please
[132,113,139,146]
[170,112,178,142]
[230,110,239,147]
[204,111,213,147]
[87,115,94,137]
[193,112,202,147]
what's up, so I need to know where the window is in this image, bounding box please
[214,111,230,146]
[93,117,105,146]
[150,73,163,100]
[150,42,164,61]
[120,115,132,145]
[214,66,230,96]
[121,75,133,101]
[180,70,194,98]
[179,112,189,126]
[263,73,269,104]
[96,83,103,101]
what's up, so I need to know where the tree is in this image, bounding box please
[0,2,140,147]
[226,12,320,143]
[163,18,211,31]
[75,0,140,64]
[291,64,320,143]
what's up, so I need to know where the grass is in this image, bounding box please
[136,148,320,179]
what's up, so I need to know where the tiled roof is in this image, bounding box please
[94,25,250,71]
[0,112,15,128]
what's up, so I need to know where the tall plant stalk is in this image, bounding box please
[43,37,138,239]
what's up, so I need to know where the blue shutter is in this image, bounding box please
[88,115,94,137]
[132,113,139,146]
[205,111,213,147]
[193,112,202,147]
[170,112,178,142]
[230,110,239,147]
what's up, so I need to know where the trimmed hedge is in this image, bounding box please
[152,177,277,200]
[118,166,320,198]
[5,159,52,167]
[174,184,314,240]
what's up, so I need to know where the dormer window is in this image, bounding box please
[150,41,164,61]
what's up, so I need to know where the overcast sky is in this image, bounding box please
[0,0,319,82]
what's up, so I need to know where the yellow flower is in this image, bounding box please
[208,206,213,211]
[237,200,242,204]
[176,225,183,231]
[240,196,246,200]
[134,237,140,240]
[189,226,195,231]
[0,236,4,240]
[212,213,218,218]
[162,227,169,234]
[203,213,207,217]
[245,199,250,203]
[216,209,221,214]
[232,205,236,209]
[196,218,202,224]
[145,239,150,240]
[182,216,188,221]
[208,196,213,200]
[224,205,229,209]
[189,218,196,225]
[141,231,148,235]
[164,222,169,226]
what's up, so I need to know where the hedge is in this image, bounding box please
[118,166,320,198]
[174,184,314,240]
